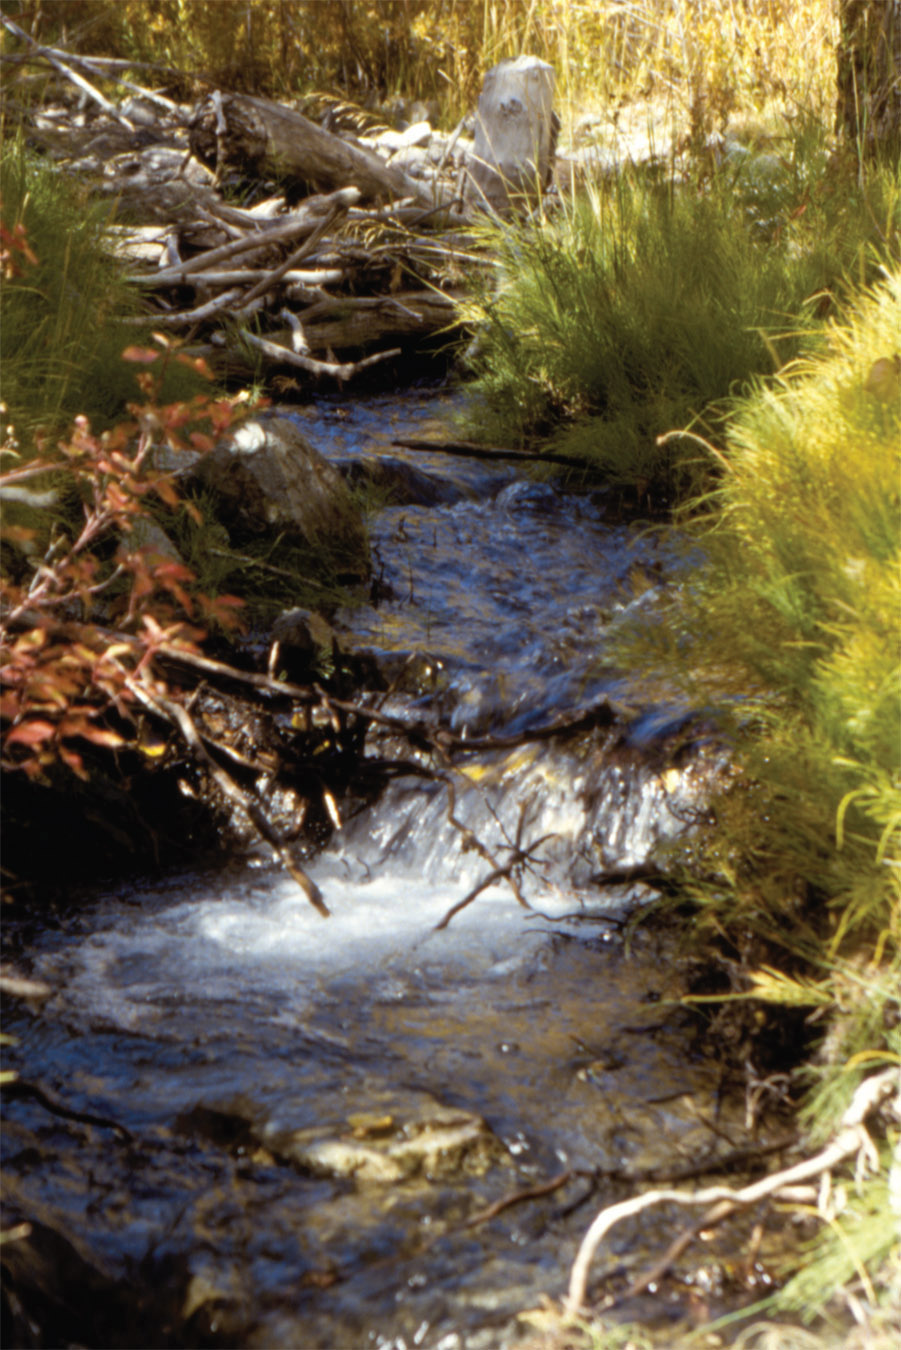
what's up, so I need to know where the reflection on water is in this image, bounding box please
[291,389,686,736]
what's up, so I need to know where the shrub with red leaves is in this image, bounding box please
[1,312,256,781]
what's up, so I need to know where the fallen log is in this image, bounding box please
[279,290,459,352]
[127,187,361,287]
[189,92,436,207]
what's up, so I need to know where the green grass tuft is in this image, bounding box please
[0,134,204,443]
[456,138,899,501]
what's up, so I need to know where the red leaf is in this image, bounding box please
[122,346,160,365]
[4,719,56,748]
[0,692,22,719]
[58,743,89,779]
[59,716,126,748]
[175,353,215,379]
[153,559,196,584]
[1,525,37,545]
[152,477,181,508]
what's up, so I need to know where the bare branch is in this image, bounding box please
[564,1066,900,1315]
[127,676,329,917]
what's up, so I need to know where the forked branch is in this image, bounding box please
[563,1065,900,1315]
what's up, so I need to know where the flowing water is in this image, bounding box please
[2,389,743,1349]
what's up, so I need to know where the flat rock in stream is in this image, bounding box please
[259,1100,509,1185]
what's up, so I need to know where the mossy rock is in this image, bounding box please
[186,416,370,583]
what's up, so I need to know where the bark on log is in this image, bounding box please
[189,92,434,206]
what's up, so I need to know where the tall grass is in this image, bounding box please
[663,267,899,947]
[457,138,900,499]
[607,266,900,1324]
[0,134,203,441]
[4,1,837,131]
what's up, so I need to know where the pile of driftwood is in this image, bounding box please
[1,17,482,386]
[2,17,563,389]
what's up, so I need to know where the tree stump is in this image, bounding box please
[466,55,557,213]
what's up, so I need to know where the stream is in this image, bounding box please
[2,388,753,1350]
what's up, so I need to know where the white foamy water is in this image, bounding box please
[37,732,716,1049]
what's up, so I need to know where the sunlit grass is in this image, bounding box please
[456,137,899,499]
[10,1,837,135]
[612,262,900,1129]
[586,264,901,1333]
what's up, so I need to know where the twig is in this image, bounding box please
[438,770,532,911]
[4,1077,134,1142]
[434,859,523,930]
[153,645,622,757]
[0,15,135,129]
[391,436,590,470]
[152,641,316,702]
[465,1169,574,1227]
[129,190,360,287]
[118,286,249,327]
[564,1066,900,1314]
[433,775,557,930]
[127,676,329,916]
[604,1134,799,1187]
[611,1198,740,1307]
[236,204,348,311]
[434,699,621,753]
[279,307,310,354]
[237,328,401,381]
[134,268,342,289]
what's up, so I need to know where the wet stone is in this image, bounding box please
[260,1101,509,1185]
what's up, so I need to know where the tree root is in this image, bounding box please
[563,1065,901,1315]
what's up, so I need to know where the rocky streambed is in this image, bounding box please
[1,388,786,1350]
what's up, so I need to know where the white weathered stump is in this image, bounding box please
[466,55,556,213]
